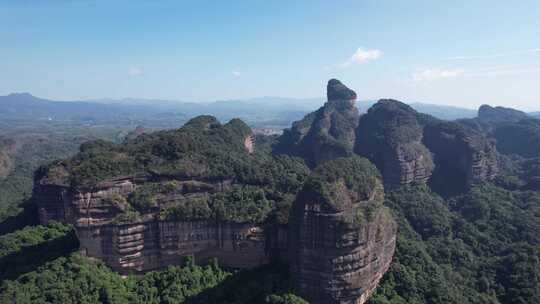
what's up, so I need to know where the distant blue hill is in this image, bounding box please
[0,93,496,128]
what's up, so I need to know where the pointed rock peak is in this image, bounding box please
[327,79,357,102]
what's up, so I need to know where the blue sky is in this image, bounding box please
[1,0,540,110]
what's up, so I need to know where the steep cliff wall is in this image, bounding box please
[423,120,498,196]
[355,99,497,192]
[36,176,269,274]
[289,157,397,304]
[355,100,434,188]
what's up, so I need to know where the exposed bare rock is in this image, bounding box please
[275,79,359,166]
[354,99,497,193]
[355,100,434,188]
[244,135,255,153]
[36,175,269,273]
[327,78,357,102]
[289,157,396,304]
[423,120,498,196]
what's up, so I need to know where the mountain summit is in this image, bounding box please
[478,104,528,123]
[274,79,359,166]
[327,78,357,102]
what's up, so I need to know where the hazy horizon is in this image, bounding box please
[0,91,495,112]
[1,1,540,111]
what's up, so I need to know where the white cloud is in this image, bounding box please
[411,64,540,82]
[128,67,144,77]
[339,47,382,68]
[232,70,241,77]
[413,68,464,82]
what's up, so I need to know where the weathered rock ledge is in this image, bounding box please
[36,175,273,273]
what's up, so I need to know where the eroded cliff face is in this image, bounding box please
[423,120,498,196]
[289,157,397,304]
[355,100,434,188]
[36,175,270,273]
[275,79,359,167]
[354,99,497,192]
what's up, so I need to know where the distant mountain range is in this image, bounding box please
[0,92,534,128]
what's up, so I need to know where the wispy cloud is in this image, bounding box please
[411,64,540,82]
[338,47,382,68]
[413,68,464,82]
[448,48,540,60]
[128,67,144,77]
[467,64,540,77]
[232,70,241,77]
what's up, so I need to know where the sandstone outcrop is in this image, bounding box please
[423,120,498,195]
[353,99,497,192]
[34,116,291,273]
[36,174,272,273]
[277,83,498,192]
[355,100,434,188]
[275,79,359,166]
[289,156,396,304]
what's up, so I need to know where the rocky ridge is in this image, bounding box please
[458,105,540,159]
[277,80,498,191]
[354,99,498,193]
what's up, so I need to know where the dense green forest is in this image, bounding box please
[1,113,540,303]
[0,223,303,304]
[3,182,537,303]
[369,183,540,304]
[0,122,131,226]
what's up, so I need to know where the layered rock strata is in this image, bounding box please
[355,100,434,188]
[36,175,270,273]
[354,99,497,191]
[289,157,397,304]
[423,120,499,195]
